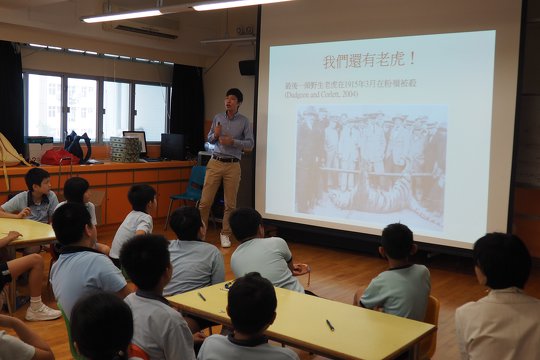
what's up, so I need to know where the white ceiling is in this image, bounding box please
[0,0,258,64]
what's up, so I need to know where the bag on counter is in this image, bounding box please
[64,131,92,164]
[41,148,80,166]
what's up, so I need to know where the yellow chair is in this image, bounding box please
[419,295,440,360]
[58,302,85,360]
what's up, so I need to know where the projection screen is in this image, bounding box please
[255,0,523,249]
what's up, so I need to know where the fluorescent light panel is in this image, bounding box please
[193,0,293,11]
[81,0,294,23]
[82,9,161,23]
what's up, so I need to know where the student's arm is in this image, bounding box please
[135,230,146,236]
[0,231,22,248]
[0,314,55,360]
[0,207,31,219]
[115,284,135,299]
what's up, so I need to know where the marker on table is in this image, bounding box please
[198,292,207,302]
[326,319,335,332]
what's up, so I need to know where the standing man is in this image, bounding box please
[199,88,254,248]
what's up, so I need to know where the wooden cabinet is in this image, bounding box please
[0,161,194,226]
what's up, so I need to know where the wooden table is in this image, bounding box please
[0,218,56,312]
[168,282,435,360]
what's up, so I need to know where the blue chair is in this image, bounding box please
[164,165,207,230]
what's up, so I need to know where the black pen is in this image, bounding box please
[198,292,207,301]
[326,319,335,332]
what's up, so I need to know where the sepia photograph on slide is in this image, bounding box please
[295,104,447,231]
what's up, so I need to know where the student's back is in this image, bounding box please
[163,206,225,297]
[358,223,430,321]
[110,184,156,261]
[455,233,540,360]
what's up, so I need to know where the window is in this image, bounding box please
[24,72,170,143]
[67,77,97,140]
[27,74,62,141]
[134,84,167,141]
[103,81,130,141]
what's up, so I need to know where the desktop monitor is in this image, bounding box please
[160,133,185,160]
[122,131,147,158]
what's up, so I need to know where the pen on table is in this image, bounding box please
[198,292,207,302]
[326,319,335,332]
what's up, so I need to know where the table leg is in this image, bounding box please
[5,246,16,315]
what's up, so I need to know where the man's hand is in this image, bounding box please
[219,135,234,146]
[214,122,222,138]
[17,208,31,219]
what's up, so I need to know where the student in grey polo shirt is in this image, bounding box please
[120,234,203,360]
[50,203,131,320]
[197,272,299,360]
[163,206,225,297]
[229,208,305,294]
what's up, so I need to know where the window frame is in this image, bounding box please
[23,70,171,144]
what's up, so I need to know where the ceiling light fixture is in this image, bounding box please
[81,0,294,23]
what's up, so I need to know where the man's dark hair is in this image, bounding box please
[52,202,92,245]
[120,234,170,291]
[71,292,133,360]
[380,223,414,260]
[226,88,243,103]
[25,168,50,191]
[63,177,90,203]
[128,184,156,212]
[229,207,262,242]
[228,272,277,334]
[169,206,202,240]
[473,233,531,289]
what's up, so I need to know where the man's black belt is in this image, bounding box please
[212,155,239,163]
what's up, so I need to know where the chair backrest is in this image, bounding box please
[419,295,440,360]
[185,165,206,197]
[58,302,85,360]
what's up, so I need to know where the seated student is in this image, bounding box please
[197,272,299,360]
[0,168,58,254]
[50,203,131,319]
[455,233,540,360]
[0,231,61,321]
[0,297,54,360]
[71,292,134,360]
[54,177,110,255]
[163,206,225,296]
[229,208,305,293]
[356,223,430,321]
[120,234,202,360]
[109,184,156,266]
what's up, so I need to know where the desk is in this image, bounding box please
[168,282,435,360]
[0,218,55,311]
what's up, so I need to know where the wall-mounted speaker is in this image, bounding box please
[239,60,256,76]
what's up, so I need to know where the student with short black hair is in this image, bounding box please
[109,184,156,265]
[197,272,299,360]
[0,167,59,254]
[0,168,58,223]
[71,292,133,360]
[355,223,431,321]
[55,177,109,255]
[455,233,540,360]
[229,208,305,293]
[50,203,130,320]
[163,206,225,297]
[120,234,199,360]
